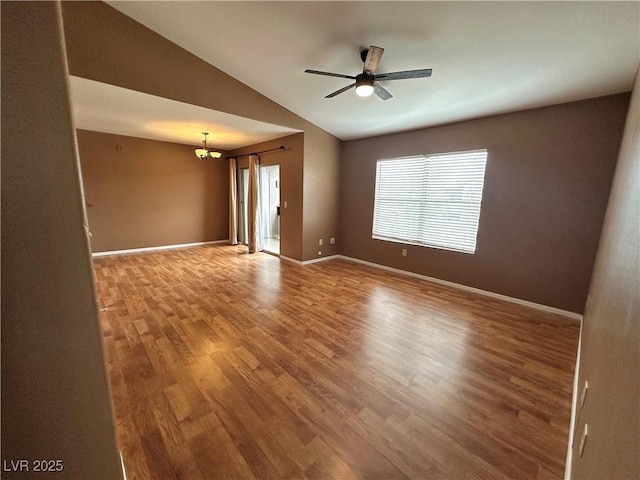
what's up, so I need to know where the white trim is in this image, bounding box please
[301,255,341,265]
[336,255,582,322]
[280,254,341,266]
[279,255,303,265]
[565,321,584,480]
[92,240,229,257]
[120,450,128,480]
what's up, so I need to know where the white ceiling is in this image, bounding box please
[69,76,300,149]
[103,1,639,142]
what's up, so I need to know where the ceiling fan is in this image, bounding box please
[304,45,432,101]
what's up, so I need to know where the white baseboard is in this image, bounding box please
[279,255,303,265]
[565,321,584,479]
[119,450,128,480]
[302,255,341,265]
[280,254,340,266]
[92,239,229,257]
[336,255,582,322]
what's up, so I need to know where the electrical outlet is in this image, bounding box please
[330,237,335,244]
[579,423,589,458]
[284,200,288,208]
[319,239,323,246]
[318,251,322,256]
[401,248,407,257]
[573,380,590,448]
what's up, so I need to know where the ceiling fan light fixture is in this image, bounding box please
[305,45,432,101]
[194,132,222,160]
[355,74,374,97]
[355,84,374,97]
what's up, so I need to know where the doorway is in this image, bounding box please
[259,165,280,255]
[238,164,280,255]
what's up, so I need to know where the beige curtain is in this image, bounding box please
[229,157,238,245]
[247,155,262,253]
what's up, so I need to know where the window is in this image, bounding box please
[372,149,488,254]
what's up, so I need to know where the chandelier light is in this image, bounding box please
[195,132,222,160]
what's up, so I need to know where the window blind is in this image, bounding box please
[372,149,488,254]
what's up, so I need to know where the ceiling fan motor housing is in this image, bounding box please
[356,73,374,88]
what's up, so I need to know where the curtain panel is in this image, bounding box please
[229,157,238,245]
[247,155,262,253]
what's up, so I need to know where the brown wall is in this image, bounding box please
[1,2,122,478]
[230,133,305,260]
[61,1,341,262]
[303,132,341,260]
[339,94,629,313]
[78,130,228,252]
[569,72,639,478]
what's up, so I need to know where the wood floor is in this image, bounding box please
[94,245,580,480]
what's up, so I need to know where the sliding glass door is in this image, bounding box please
[259,165,280,255]
[238,164,280,253]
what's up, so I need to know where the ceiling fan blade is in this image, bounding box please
[305,69,356,80]
[373,83,393,101]
[375,69,433,81]
[363,46,384,74]
[325,83,356,98]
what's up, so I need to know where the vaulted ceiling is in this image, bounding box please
[84,1,638,143]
